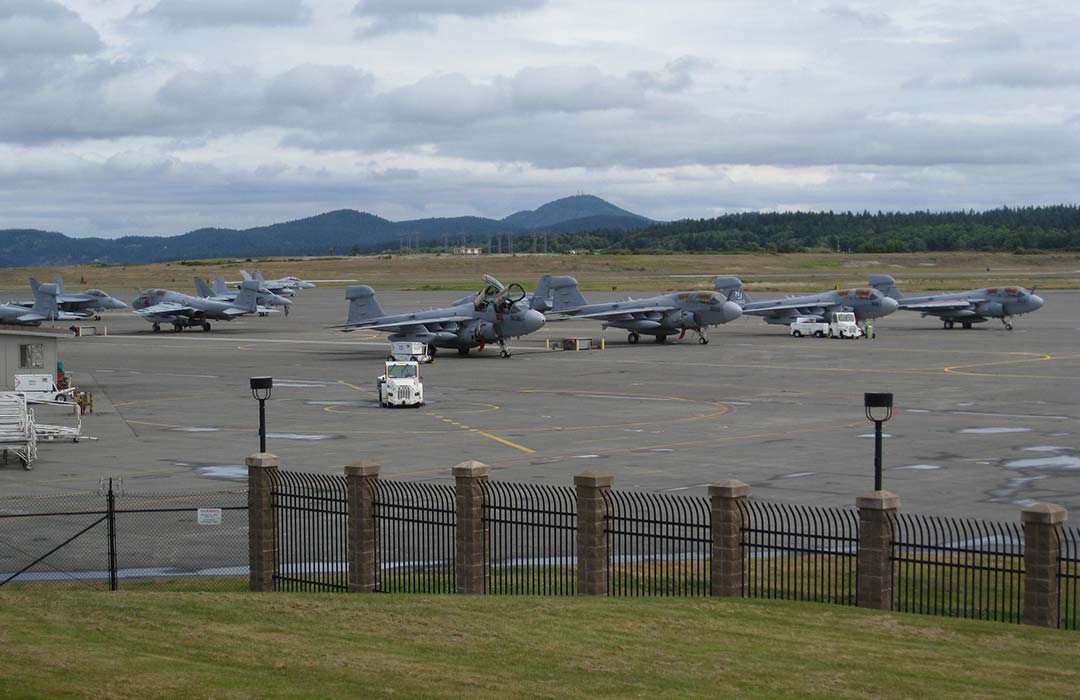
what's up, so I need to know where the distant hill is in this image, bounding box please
[0,196,655,267]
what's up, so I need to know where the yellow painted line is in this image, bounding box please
[467,428,535,454]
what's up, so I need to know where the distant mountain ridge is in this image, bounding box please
[0,195,654,267]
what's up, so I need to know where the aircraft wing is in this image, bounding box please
[743,301,834,316]
[135,302,195,317]
[900,299,976,311]
[15,312,46,323]
[564,305,675,320]
[333,314,474,332]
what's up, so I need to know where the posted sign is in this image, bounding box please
[197,508,223,525]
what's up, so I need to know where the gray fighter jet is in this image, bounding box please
[334,277,547,357]
[713,276,898,326]
[869,275,1044,330]
[541,275,742,344]
[132,280,274,332]
[20,277,127,319]
[239,270,315,296]
[194,276,293,316]
[1,282,82,325]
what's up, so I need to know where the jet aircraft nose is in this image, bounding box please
[112,299,129,309]
[880,296,899,316]
[523,309,546,334]
[722,300,742,323]
[1028,294,1045,311]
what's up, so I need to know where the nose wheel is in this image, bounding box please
[1002,317,1014,331]
[697,328,710,345]
[498,338,512,358]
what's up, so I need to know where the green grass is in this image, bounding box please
[1,592,1078,698]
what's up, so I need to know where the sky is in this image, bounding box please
[1,0,1078,237]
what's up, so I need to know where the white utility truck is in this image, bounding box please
[388,341,432,364]
[789,317,829,338]
[377,361,424,408]
[827,311,864,339]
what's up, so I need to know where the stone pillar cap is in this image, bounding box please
[1021,502,1067,525]
[709,480,750,498]
[345,460,381,477]
[574,470,614,488]
[452,460,491,478]
[246,452,280,468]
[856,490,900,510]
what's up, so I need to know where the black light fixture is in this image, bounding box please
[864,392,894,491]
[250,376,273,452]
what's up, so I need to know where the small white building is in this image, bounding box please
[453,247,483,255]
[0,326,65,390]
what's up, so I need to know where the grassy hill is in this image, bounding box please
[0,592,1077,698]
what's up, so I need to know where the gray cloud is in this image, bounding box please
[353,0,546,38]
[140,0,312,29]
[0,0,102,57]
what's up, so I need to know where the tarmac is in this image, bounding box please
[2,284,1078,521]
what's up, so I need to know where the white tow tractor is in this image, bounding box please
[377,360,424,408]
[790,317,829,338]
[828,311,864,339]
[388,341,433,363]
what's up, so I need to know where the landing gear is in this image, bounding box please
[962,322,972,330]
[283,306,290,317]
[697,328,710,345]
[202,322,211,332]
[655,335,667,344]
[628,332,640,344]
[943,320,954,330]
[152,323,161,333]
[457,348,470,356]
[1002,317,1014,331]
[428,344,438,357]
[172,323,183,333]
[93,315,102,321]
[498,338,512,358]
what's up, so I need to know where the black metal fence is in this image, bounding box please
[0,484,247,590]
[1060,526,1080,631]
[605,491,711,596]
[739,500,859,605]
[483,481,575,595]
[892,513,1024,623]
[268,471,348,592]
[373,480,456,593]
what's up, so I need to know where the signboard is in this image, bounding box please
[197,508,223,525]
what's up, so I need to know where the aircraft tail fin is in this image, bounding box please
[542,275,588,311]
[345,285,386,324]
[530,275,556,311]
[869,274,902,300]
[254,270,266,284]
[239,270,253,282]
[194,277,213,298]
[234,280,260,312]
[29,277,40,293]
[30,282,60,319]
[213,275,228,295]
[714,276,751,304]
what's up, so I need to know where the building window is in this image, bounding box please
[19,343,45,369]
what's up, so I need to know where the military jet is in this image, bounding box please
[334,277,547,357]
[132,280,275,332]
[239,270,315,296]
[18,277,127,319]
[713,276,898,327]
[869,275,1044,330]
[1,282,83,326]
[194,276,293,316]
[541,275,742,344]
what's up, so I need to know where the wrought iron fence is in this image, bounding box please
[739,501,859,605]
[268,471,348,592]
[0,485,246,590]
[604,490,710,596]
[892,513,1024,623]
[1060,526,1079,631]
[373,480,456,593]
[483,481,576,595]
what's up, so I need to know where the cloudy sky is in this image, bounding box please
[2,1,1078,237]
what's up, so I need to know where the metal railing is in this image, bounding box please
[0,485,246,590]
[604,491,711,596]
[739,500,858,605]
[483,481,576,595]
[1060,526,1079,631]
[373,480,456,593]
[268,471,348,592]
[892,513,1024,623]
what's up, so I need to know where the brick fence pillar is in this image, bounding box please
[1022,503,1067,628]
[856,490,899,610]
[575,470,614,595]
[710,480,750,597]
[346,461,381,593]
[453,460,490,594]
[247,452,280,592]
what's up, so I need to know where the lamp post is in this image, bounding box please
[250,376,273,452]
[864,392,893,491]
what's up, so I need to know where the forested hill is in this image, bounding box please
[534,205,1080,254]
